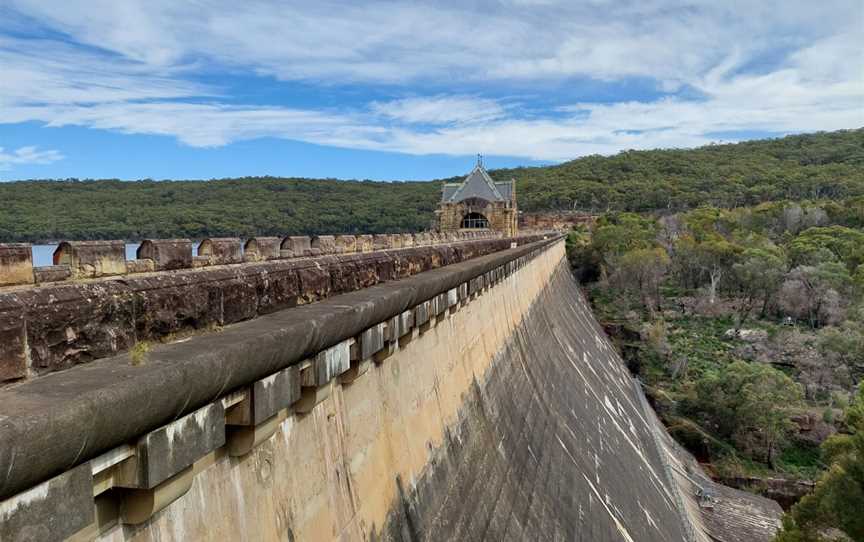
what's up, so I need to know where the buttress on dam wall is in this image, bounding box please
[0,237,781,541]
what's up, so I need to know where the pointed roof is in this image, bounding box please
[442,163,512,203]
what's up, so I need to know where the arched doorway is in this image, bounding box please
[461,212,489,229]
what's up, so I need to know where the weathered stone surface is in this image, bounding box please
[137,239,193,270]
[126,402,226,489]
[0,463,93,542]
[244,237,282,262]
[311,235,337,255]
[53,240,126,278]
[126,259,156,274]
[373,234,390,251]
[447,287,458,308]
[359,323,385,360]
[397,310,414,337]
[334,235,357,254]
[400,233,414,248]
[228,366,301,426]
[0,244,33,287]
[312,340,351,385]
[191,256,210,268]
[434,293,448,315]
[33,265,71,284]
[0,295,26,381]
[199,238,243,265]
[252,365,301,423]
[281,236,311,257]
[356,234,374,252]
[414,300,431,327]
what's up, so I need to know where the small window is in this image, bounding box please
[461,212,489,229]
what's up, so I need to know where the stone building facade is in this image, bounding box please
[435,160,518,236]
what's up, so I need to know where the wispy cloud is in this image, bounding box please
[0,146,63,170]
[0,0,862,163]
[370,96,507,126]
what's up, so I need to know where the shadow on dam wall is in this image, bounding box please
[378,262,691,541]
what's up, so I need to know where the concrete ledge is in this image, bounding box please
[124,402,226,489]
[119,467,194,525]
[312,340,351,385]
[0,237,561,501]
[227,413,284,457]
[359,323,386,360]
[226,366,301,427]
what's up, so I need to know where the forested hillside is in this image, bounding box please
[1,129,862,242]
[565,199,864,540]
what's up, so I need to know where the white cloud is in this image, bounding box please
[0,0,861,163]
[370,96,507,125]
[0,146,63,170]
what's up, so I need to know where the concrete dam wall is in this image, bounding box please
[0,237,780,541]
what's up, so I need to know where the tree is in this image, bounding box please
[779,263,854,327]
[673,235,741,303]
[790,226,864,272]
[732,247,787,326]
[775,386,864,542]
[610,248,670,314]
[691,361,803,465]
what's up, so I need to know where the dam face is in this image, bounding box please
[0,237,780,541]
[105,242,581,541]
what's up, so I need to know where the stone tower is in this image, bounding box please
[435,157,517,236]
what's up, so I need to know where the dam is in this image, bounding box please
[0,232,781,541]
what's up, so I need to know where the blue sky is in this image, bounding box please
[1,1,862,181]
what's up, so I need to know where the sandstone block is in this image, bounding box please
[243,237,281,261]
[356,235,374,253]
[0,243,33,287]
[137,239,193,270]
[335,235,357,254]
[198,238,243,265]
[281,236,311,257]
[126,259,155,274]
[54,240,126,278]
[311,235,337,255]
[33,265,72,284]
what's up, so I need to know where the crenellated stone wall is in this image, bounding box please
[0,230,504,288]
[0,231,547,385]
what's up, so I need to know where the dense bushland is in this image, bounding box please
[1,128,862,242]
[566,199,864,541]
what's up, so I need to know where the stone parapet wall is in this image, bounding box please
[0,230,504,288]
[0,232,549,384]
[0,237,560,541]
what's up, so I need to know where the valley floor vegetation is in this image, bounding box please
[566,198,863,542]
